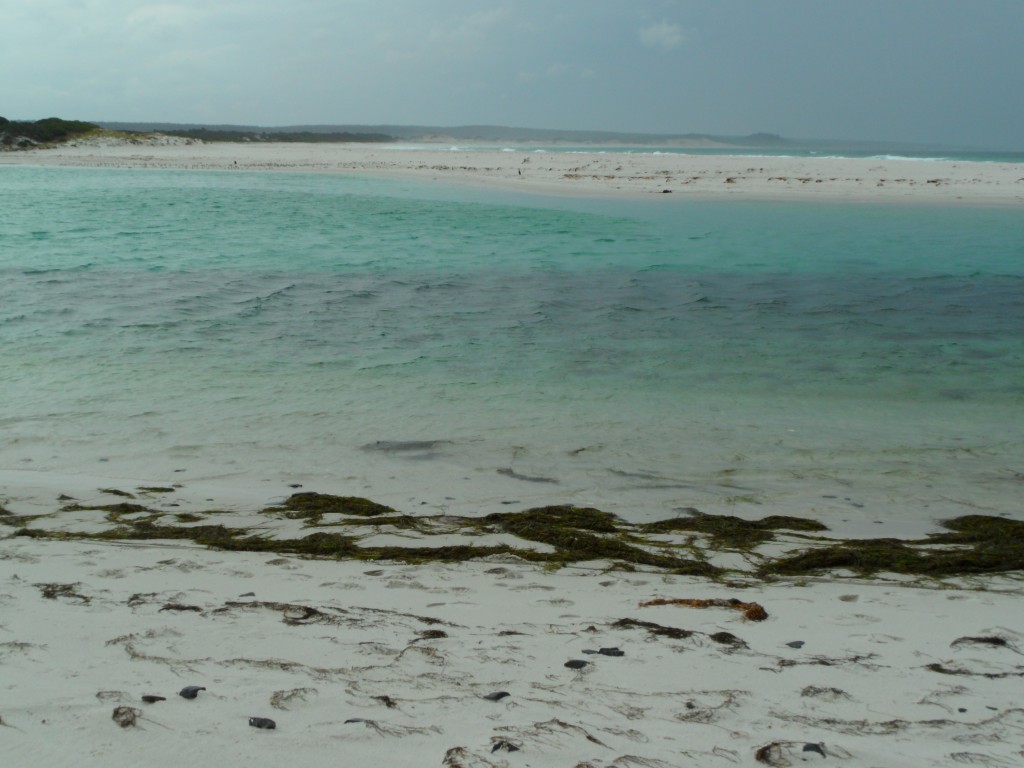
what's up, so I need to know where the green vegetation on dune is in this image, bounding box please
[0,116,99,148]
[157,127,394,143]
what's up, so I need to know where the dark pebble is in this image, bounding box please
[786,641,805,649]
[564,659,589,669]
[582,647,624,657]
[178,686,206,699]
[482,691,510,701]
[803,743,827,757]
[958,707,967,713]
[141,695,166,703]
[491,740,520,753]
[249,717,276,730]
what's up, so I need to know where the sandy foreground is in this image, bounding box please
[3,139,1024,766]
[2,530,1023,768]
[1,137,1023,205]
[1,476,1022,767]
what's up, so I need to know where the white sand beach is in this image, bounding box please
[2,137,1024,206]
[2,476,1023,767]
[3,140,1024,767]
[3,527,1024,768]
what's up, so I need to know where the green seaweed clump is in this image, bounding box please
[761,515,1024,578]
[482,505,719,575]
[642,510,827,549]
[265,493,399,525]
[61,502,156,524]
[359,544,515,565]
[100,488,136,498]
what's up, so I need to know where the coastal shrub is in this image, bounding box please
[0,117,98,146]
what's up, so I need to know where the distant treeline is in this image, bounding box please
[0,116,98,147]
[159,128,394,143]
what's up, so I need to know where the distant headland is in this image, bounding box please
[2,115,963,154]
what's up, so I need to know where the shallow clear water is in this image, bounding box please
[2,166,1022,533]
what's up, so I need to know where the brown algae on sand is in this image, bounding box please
[8,491,1024,582]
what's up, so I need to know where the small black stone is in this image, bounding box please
[564,659,589,669]
[249,717,276,730]
[482,691,510,701]
[491,740,520,753]
[786,641,805,649]
[802,743,827,757]
[141,695,166,703]
[178,686,205,699]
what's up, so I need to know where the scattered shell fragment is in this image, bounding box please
[112,706,140,728]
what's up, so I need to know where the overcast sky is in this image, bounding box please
[4,0,1023,149]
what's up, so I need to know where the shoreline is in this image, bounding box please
[3,139,1024,206]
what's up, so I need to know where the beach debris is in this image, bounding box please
[950,636,1010,649]
[925,663,1024,679]
[708,631,748,648]
[178,685,206,699]
[141,695,166,703]
[414,629,448,642]
[491,739,520,753]
[564,659,589,669]
[786,640,805,649]
[803,743,827,757]
[100,488,135,498]
[754,741,789,765]
[159,603,203,613]
[34,582,90,604]
[248,717,276,730]
[640,597,768,622]
[270,687,317,710]
[497,467,558,484]
[582,647,625,657]
[482,691,510,701]
[800,686,851,701]
[612,617,694,641]
[111,706,140,728]
[373,695,398,709]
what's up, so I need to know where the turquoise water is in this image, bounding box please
[2,166,1022,532]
